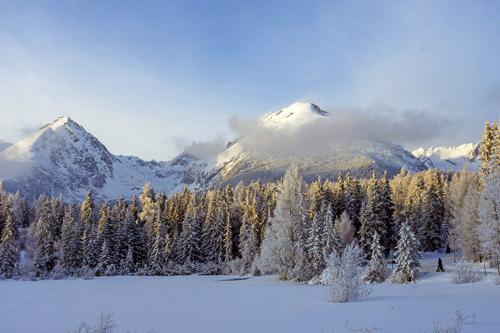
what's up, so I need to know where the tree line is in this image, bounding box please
[0,121,498,282]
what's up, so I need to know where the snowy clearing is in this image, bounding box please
[1,255,499,333]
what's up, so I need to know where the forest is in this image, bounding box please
[0,121,498,285]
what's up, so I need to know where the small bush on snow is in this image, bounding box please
[433,308,475,333]
[325,243,370,303]
[71,312,115,333]
[451,261,481,284]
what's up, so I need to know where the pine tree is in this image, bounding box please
[60,205,82,274]
[364,232,388,283]
[422,172,445,251]
[223,203,233,263]
[358,174,392,255]
[175,194,201,264]
[81,192,97,268]
[149,211,168,274]
[307,201,326,276]
[98,238,115,275]
[0,212,18,278]
[481,122,498,176]
[239,206,259,270]
[392,221,419,283]
[344,173,363,231]
[34,198,57,276]
[123,245,135,274]
[477,168,500,274]
[97,202,117,266]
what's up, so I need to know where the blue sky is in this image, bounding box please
[0,0,499,160]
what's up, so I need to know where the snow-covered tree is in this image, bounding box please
[239,206,259,270]
[149,216,168,275]
[364,232,388,283]
[0,212,18,278]
[175,194,201,264]
[477,169,500,274]
[260,162,307,280]
[326,243,368,303]
[34,198,57,276]
[422,172,445,251]
[392,221,419,283]
[60,205,82,274]
[306,201,326,276]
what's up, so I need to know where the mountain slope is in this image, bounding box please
[412,143,481,171]
[0,102,451,200]
[0,117,214,201]
[210,102,427,185]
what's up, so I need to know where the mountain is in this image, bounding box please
[412,143,481,171]
[0,117,215,201]
[0,102,433,200]
[211,102,427,185]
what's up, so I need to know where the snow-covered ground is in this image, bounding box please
[0,254,499,333]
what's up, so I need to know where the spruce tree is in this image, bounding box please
[60,205,82,274]
[0,213,18,278]
[239,206,259,270]
[81,192,97,268]
[175,194,201,264]
[307,201,326,276]
[364,232,388,283]
[34,198,57,276]
[223,210,233,263]
[422,172,445,251]
[392,221,419,283]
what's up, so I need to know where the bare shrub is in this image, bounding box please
[72,312,115,333]
[433,308,475,333]
[451,261,481,284]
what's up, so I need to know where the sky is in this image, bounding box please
[0,0,499,160]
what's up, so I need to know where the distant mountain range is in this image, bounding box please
[0,102,481,201]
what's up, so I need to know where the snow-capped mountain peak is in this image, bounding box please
[260,102,329,131]
[412,143,481,171]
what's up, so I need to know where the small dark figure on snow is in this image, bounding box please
[436,257,445,272]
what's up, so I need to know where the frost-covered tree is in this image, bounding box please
[392,221,419,283]
[223,209,233,263]
[0,212,18,278]
[60,205,82,274]
[149,215,168,275]
[480,122,499,177]
[123,245,135,274]
[307,201,326,276]
[358,174,393,255]
[239,206,259,270]
[98,238,115,275]
[34,198,57,276]
[81,192,98,268]
[422,172,445,251]
[260,162,307,280]
[477,169,500,274]
[364,232,388,283]
[175,194,201,263]
[326,243,368,303]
